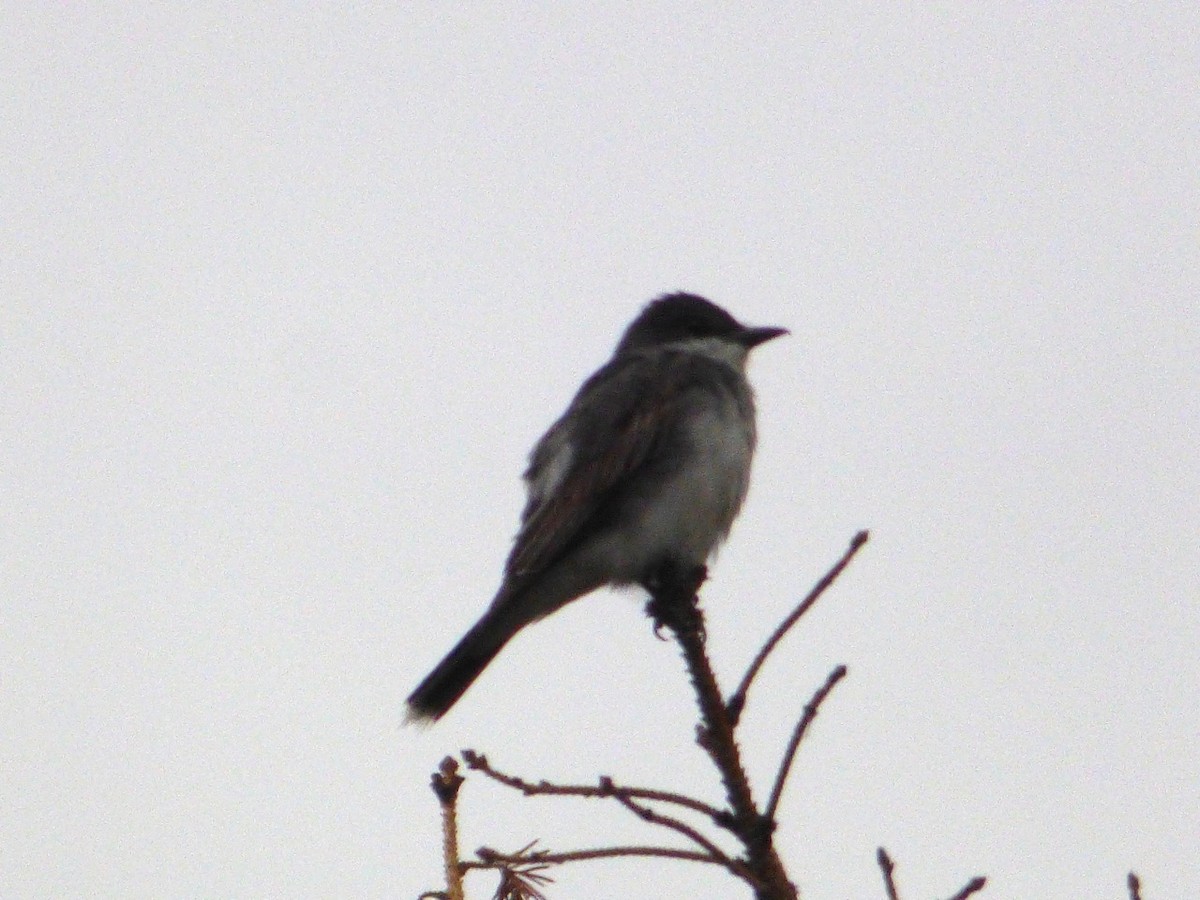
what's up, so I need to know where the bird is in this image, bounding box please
[406,293,788,722]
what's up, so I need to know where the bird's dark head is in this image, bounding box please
[615,293,788,356]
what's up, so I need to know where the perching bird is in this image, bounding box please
[406,293,787,721]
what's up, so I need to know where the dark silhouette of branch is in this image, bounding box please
[878,847,900,900]
[612,791,746,879]
[464,845,723,869]
[646,564,797,900]
[945,876,988,900]
[422,533,939,900]
[728,531,868,724]
[1128,872,1142,900]
[461,750,725,825]
[878,846,987,900]
[444,754,750,880]
[764,665,847,820]
[431,757,466,900]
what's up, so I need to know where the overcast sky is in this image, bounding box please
[3,5,1197,899]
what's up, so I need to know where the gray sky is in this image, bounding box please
[3,5,1197,898]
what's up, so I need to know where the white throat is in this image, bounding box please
[667,336,749,370]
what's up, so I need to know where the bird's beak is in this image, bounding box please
[738,325,789,348]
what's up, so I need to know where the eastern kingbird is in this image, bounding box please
[406,293,787,722]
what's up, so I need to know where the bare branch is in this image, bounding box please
[877,847,900,900]
[878,846,986,900]
[646,565,798,900]
[420,537,882,900]
[428,757,467,900]
[1128,872,1143,900]
[612,792,746,880]
[464,845,725,869]
[764,665,848,820]
[728,530,868,724]
[461,750,726,824]
[603,782,726,824]
[944,876,988,900]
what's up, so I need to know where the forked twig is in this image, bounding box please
[878,846,987,900]
[613,793,747,880]
[464,845,724,869]
[461,750,725,824]
[728,531,868,724]
[647,565,798,900]
[456,750,750,882]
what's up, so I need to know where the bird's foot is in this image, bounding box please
[644,562,708,639]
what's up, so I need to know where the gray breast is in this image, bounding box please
[625,386,756,569]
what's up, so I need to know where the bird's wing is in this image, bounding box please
[505,350,696,580]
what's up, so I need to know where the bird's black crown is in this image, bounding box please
[616,293,744,353]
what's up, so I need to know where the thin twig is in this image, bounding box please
[878,846,985,900]
[764,665,847,820]
[944,876,987,900]
[464,845,724,869]
[728,530,868,724]
[1128,872,1142,900]
[604,783,725,823]
[461,750,725,823]
[612,792,745,879]
[877,847,900,900]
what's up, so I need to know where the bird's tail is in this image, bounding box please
[405,601,527,723]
